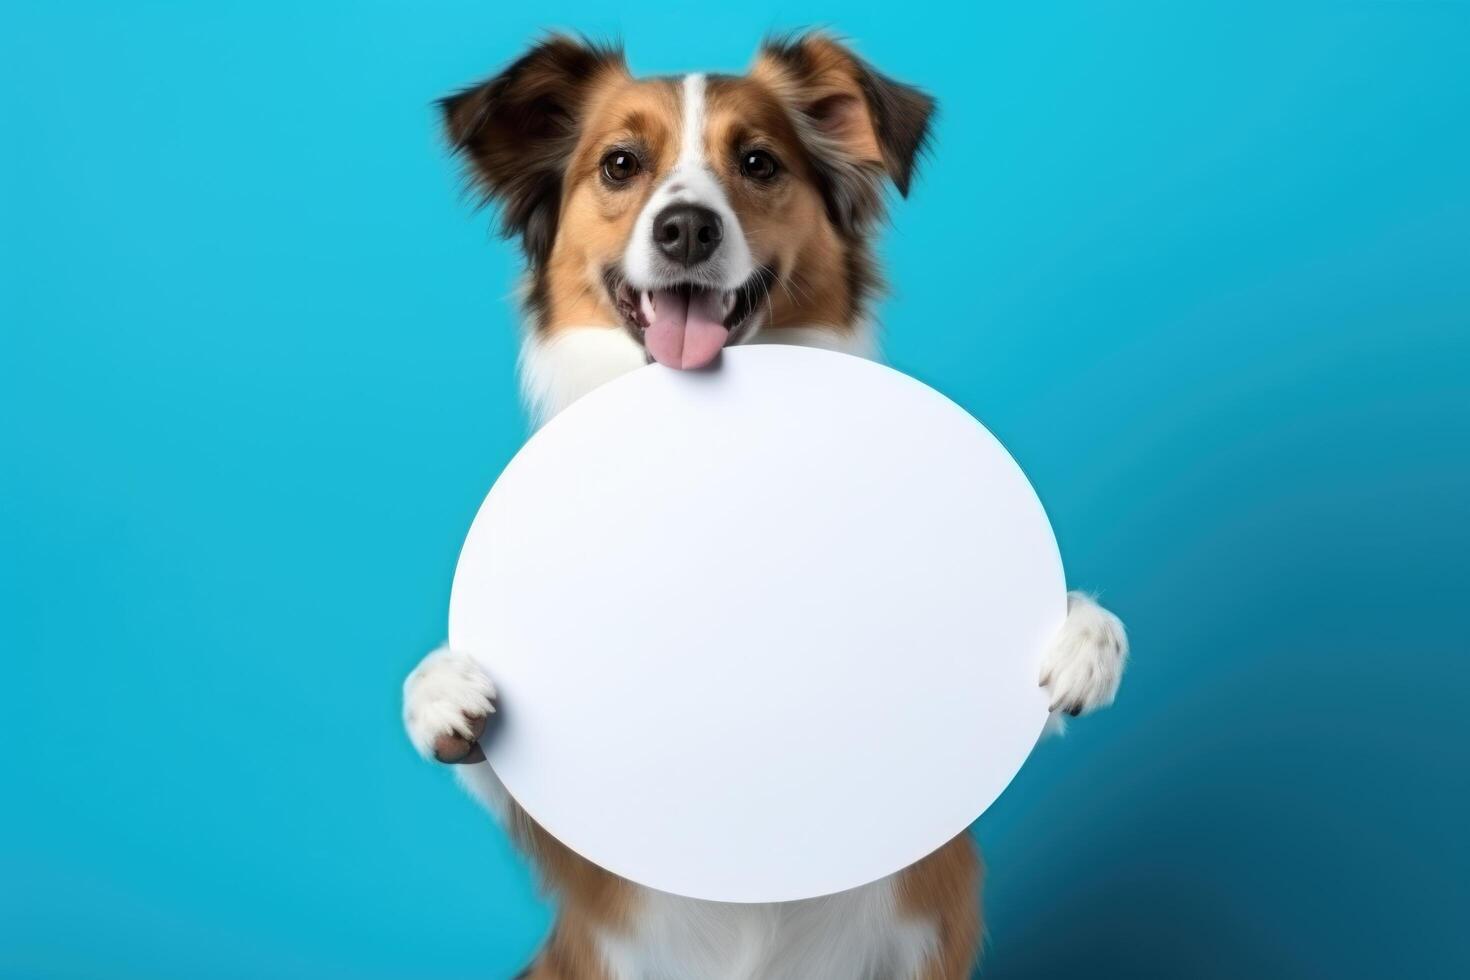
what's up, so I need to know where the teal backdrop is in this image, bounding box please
[3,2,1468,977]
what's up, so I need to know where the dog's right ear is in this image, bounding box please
[441,36,625,266]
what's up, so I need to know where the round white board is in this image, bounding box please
[449,344,1063,903]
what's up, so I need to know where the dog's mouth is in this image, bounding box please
[606,268,774,370]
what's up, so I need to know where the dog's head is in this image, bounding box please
[442,33,934,369]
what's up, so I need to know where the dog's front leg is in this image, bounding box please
[402,645,514,814]
[403,645,496,762]
[1039,592,1128,732]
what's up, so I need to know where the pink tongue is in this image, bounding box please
[644,288,729,369]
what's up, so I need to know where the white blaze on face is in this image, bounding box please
[622,74,754,290]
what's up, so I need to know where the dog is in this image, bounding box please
[402,33,1128,979]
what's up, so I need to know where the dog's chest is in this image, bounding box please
[597,877,935,980]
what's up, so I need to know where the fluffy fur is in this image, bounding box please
[405,32,1128,978]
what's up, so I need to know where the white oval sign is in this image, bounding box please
[449,344,1062,903]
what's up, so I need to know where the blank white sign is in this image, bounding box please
[449,345,1063,903]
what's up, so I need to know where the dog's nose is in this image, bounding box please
[654,204,722,267]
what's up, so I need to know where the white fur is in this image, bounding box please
[599,878,935,980]
[623,74,755,291]
[454,754,514,820]
[519,325,648,427]
[1039,592,1129,733]
[678,74,707,168]
[401,646,496,759]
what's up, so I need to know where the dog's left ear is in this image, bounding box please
[754,32,935,220]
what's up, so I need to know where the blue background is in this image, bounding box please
[3,2,1467,977]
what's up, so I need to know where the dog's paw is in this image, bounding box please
[1039,592,1128,718]
[402,646,497,764]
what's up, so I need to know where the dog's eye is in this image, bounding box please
[601,150,641,184]
[740,150,779,181]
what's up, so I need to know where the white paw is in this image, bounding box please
[1039,592,1128,719]
[402,646,497,763]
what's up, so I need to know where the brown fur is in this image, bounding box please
[442,32,935,342]
[503,802,627,979]
[703,76,857,330]
[535,69,861,335]
[544,75,680,329]
[899,834,985,978]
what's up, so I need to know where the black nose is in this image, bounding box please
[654,204,722,267]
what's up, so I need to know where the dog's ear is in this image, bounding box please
[754,32,935,230]
[441,36,625,265]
